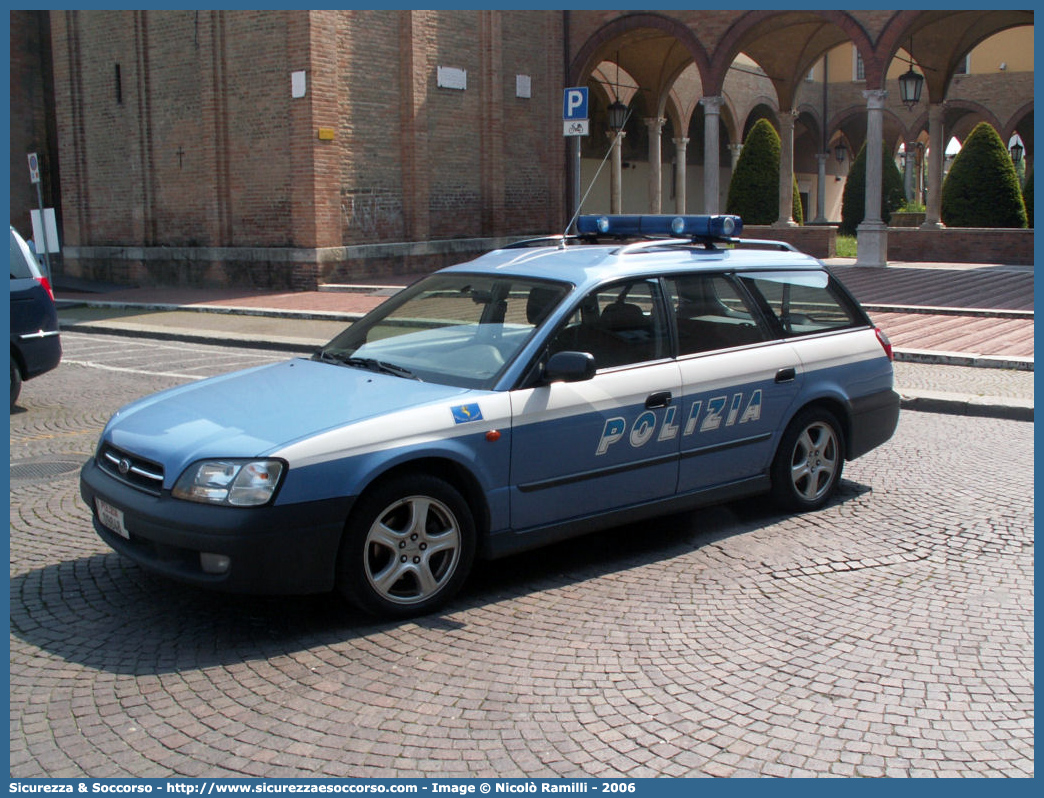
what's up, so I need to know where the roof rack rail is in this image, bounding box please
[729,238,799,253]
[614,238,719,256]
[504,234,572,249]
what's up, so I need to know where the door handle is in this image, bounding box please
[645,391,673,409]
[775,367,797,383]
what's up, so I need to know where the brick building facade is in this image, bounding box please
[39,9,567,289]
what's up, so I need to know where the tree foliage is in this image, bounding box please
[726,119,804,225]
[839,143,906,235]
[941,122,1027,228]
[1023,168,1033,228]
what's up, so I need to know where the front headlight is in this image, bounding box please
[172,459,286,507]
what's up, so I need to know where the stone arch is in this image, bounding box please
[568,12,711,93]
[795,106,823,174]
[741,102,779,141]
[1004,103,1033,168]
[710,10,877,104]
[943,100,1004,144]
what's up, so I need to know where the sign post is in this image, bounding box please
[563,88,590,230]
[27,152,52,282]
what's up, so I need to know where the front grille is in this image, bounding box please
[98,444,165,495]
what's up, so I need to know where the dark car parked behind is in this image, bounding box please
[10,225,61,409]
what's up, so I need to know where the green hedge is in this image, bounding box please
[726,118,802,225]
[839,143,906,235]
[1024,168,1033,228]
[941,122,1027,228]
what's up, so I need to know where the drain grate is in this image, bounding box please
[10,458,84,482]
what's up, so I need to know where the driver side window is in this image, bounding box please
[547,279,669,369]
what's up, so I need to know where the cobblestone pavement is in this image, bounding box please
[893,362,1034,401]
[8,350,1034,778]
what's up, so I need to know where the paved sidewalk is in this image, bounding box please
[54,259,1034,421]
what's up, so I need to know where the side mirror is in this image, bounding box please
[544,351,596,383]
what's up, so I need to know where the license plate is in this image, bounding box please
[96,498,130,539]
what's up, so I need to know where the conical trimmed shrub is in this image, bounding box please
[941,122,1027,228]
[1023,168,1033,228]
[839,143,907,235]
[728,120,780,225]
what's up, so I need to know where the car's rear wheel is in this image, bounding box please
[10,359,22,411]
[770,407,844,511]
[337,474,475,617]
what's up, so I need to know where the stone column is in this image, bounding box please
[730,144,743,169]
[673,137,689,213]
[856,89,888,266]
[814,153,829,223]
[609,131,626,214]
[700,96,724,214]
[922,103,945,229]
[645,117,665,213]
[903,141,918,203]
[775,110,798,227]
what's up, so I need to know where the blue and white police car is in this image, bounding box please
[80,215,899,617]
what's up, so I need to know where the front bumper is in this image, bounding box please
[80,457,355,595]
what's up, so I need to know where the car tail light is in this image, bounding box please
[875,327,894,361]
[36,276,54,301]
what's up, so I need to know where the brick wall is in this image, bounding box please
[744,225,1034,264]
[50,9,567,288]
[744,225,837,258]
[887,227,1034,265]
[10,11,56,235]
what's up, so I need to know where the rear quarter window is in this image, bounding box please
[10,229,38,280]
[739,270,865,337]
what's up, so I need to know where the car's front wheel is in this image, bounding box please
[770,407,844,511]
[337,474,476,617]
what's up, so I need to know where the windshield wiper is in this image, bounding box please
[349,357,421,380]
[313,350,420,381]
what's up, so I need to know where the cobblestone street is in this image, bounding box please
[8,347,1034,778]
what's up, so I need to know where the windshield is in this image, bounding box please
[314,273,570,389]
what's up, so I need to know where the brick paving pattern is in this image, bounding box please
[8,345,1035,778]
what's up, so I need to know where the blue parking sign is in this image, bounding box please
[563,87,588,120]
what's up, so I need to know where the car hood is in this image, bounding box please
[102,358,472,480]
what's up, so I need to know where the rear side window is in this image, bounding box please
[665,274,768,354]
[10,229,38,280]
[739,271,864,337]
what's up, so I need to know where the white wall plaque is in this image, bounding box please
[437,66,467,91]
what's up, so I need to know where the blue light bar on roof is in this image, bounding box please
[576,214,743,240]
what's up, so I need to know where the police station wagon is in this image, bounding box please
[80,215,899,617]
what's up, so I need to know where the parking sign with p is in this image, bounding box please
[563,87,589,136]
[28,152,41,184]
[563,87,588,120]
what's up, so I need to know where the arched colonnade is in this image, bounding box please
[567,10,1034,265]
